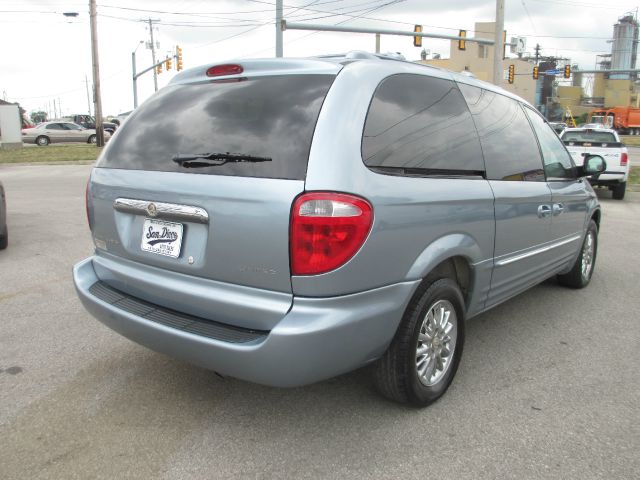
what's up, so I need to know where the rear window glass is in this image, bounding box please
[98,75,335,180]
[561,131,617,143]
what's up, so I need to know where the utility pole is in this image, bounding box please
[85,75,91,115]
[90,0,105,146]
[276,0,283,57]
[132,51,138,109]
[492,0,505,86]
[375,33,380,53]
[147,18,160,91]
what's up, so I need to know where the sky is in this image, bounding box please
[2,0,640,117]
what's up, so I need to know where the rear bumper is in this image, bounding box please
[73,257,419,387]
[589,171,628,185]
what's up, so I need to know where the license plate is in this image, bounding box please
[141,218,183,258]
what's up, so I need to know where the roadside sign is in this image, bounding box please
[510,36,527,54]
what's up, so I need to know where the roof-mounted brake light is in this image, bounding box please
[206,64,244,77]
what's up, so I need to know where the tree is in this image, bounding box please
[30,111,47,124]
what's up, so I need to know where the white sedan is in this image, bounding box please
[22,121,110,146]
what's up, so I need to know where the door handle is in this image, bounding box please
[553,203,564,215]
[537,205,552,218]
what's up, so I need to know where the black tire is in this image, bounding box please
[88,135,97,144]
[557,220,598,289]
[612,181,626,200]
[35,135,49,146]
[373,278,465,407]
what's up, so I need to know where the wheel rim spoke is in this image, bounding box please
[416,299,458,387]
[416,344,429,356]
[581,232,595,279]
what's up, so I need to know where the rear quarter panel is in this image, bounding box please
[298,62,495,316]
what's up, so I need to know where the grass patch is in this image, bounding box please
[621,136,640,147]
[0,144,101,164]
[630,166,640,185]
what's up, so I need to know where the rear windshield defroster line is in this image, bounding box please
[97,74,336,180]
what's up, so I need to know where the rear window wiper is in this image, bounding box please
[172,152,272,168]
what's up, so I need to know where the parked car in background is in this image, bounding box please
[561,127,629,199]
[108,111,131,127]
[22,121,110,146]
[74,53,606,407]
[0,180,7,250]
[61,114,118,134]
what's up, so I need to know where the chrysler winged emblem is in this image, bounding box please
[147,202,158,217]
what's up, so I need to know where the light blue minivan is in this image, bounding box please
[73,52,606,406]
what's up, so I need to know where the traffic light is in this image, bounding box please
[458,30,466,51]
[166,56,172,71]
[176,45,183,71]
[508,64,515,84]
[413,25,423,47]
[533,65,539,80]
[564,64,571,78]
[156,63,162,75]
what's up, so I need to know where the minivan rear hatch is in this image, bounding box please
[89,68,337,325]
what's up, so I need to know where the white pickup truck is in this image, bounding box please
[560,127,630,200]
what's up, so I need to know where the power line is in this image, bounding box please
[98,13,263,27]
[98,1,404,27]
[240,0,404,58]
[191,23,273,50]
[97,0,344,16]
[529,0,639,10]
[520,0,537,35]
[11,68,128,101]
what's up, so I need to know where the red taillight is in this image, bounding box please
[290,192,373,276]
[621,152,628,166]
[206,64,243,77]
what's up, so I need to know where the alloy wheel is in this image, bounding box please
[416,299,458,387]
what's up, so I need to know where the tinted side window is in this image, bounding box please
[362,74,484,174]
[524,107,576,180]
[459,84,545,181]
[47,124,62,130]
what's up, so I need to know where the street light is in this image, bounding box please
[132,41,144,109]
[61,6,103,146]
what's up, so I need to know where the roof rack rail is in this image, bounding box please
[316,50,406,60]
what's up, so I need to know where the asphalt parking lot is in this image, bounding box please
[1,164,639,480]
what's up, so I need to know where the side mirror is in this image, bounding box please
[578,154,606,177]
